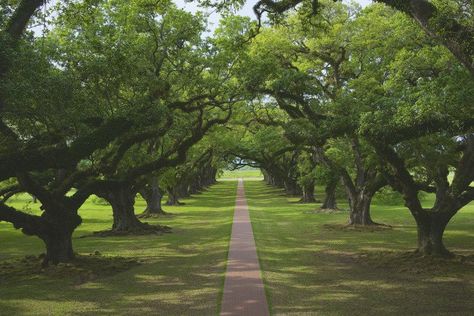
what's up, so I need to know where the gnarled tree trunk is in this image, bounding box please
[188,179,201,194]
[321,179,338,209]
[347,191,375,225]
[166,186,183,206]
[42,232,75,265]
[300,182,316,203]
[38,207,82,266]
[139,178,166,217]
[35,204,82,266]
[98,183,147,232]
[413,209,456,257]
[284,178,301,196]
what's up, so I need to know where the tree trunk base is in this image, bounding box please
[166,201,185,206]
[41,235,76,267]
[414,247,454,258]
[347,220,389,227]
[84,223,172,237]
[137,208,172,218]
[137,210,173,218]
[298,197,320,203]
[324,223,392,232]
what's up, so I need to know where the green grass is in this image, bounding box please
[0,181,237,316]
[2,179,474,315]
[219,169,263,179]
[245,180,474,316]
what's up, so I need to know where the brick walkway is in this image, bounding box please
[220,179,270,316]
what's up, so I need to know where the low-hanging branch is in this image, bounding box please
[0,117,133,181]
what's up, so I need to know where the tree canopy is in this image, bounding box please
[0,0,473,265]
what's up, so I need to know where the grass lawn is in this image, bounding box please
[0,181,237,316]
[245,180,474,316]
[2,177,474,316]
[219,169,262,179]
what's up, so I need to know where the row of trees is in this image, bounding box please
[0,0,472,266]
[221,0,474,257]
[0,0,244,265]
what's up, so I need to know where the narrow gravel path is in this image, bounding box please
[220,179,270,316]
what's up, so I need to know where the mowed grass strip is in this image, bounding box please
[0,181,237,316]
[245,180,474,316]
[219,169,263,180]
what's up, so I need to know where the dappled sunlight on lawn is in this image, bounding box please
[245,180,474,315]
[0,181,237,315]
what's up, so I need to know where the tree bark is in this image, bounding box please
[413,209,455,257]
[188,180,201,194]
[0,203,82,266]
[376,0,474,77]
[37,206,82,266]
[42,232,75,266]
[300,182,316,203]
[177,183,190,198]
[347,190,376,225]
[98,184,146,232]
[140,179,166,216]
[284,178,301,195]
[321,180,338,209]
[166,186,183,206]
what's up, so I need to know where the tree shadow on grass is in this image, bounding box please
[244,180,474,315]
[0,181,238,315]
[263,249,474,315]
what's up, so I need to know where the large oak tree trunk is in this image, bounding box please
[347,191,376,225]
[42,233,75,265]
[99,184,146,232]
[284,179,301,196]
[38,207,82,266]
[265,171,284,187]
[188,179,201,194]
[166,186,183,206]
[414,211,454,257]
[300,182,316,203]
[140,179,166,217]
[321,180,338,209]
[177,183,190,198]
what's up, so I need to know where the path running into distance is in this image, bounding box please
[220,179,270,316]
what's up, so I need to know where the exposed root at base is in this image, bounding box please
[323,223,393,232]
[82,223,172,238]
[137,211,174,219]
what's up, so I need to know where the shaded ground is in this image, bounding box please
[0,181,236,316]
[245,180,474,316]
[0,253,140,285]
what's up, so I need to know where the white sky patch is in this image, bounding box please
[32,0,372,36]
[174,0,372,32]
